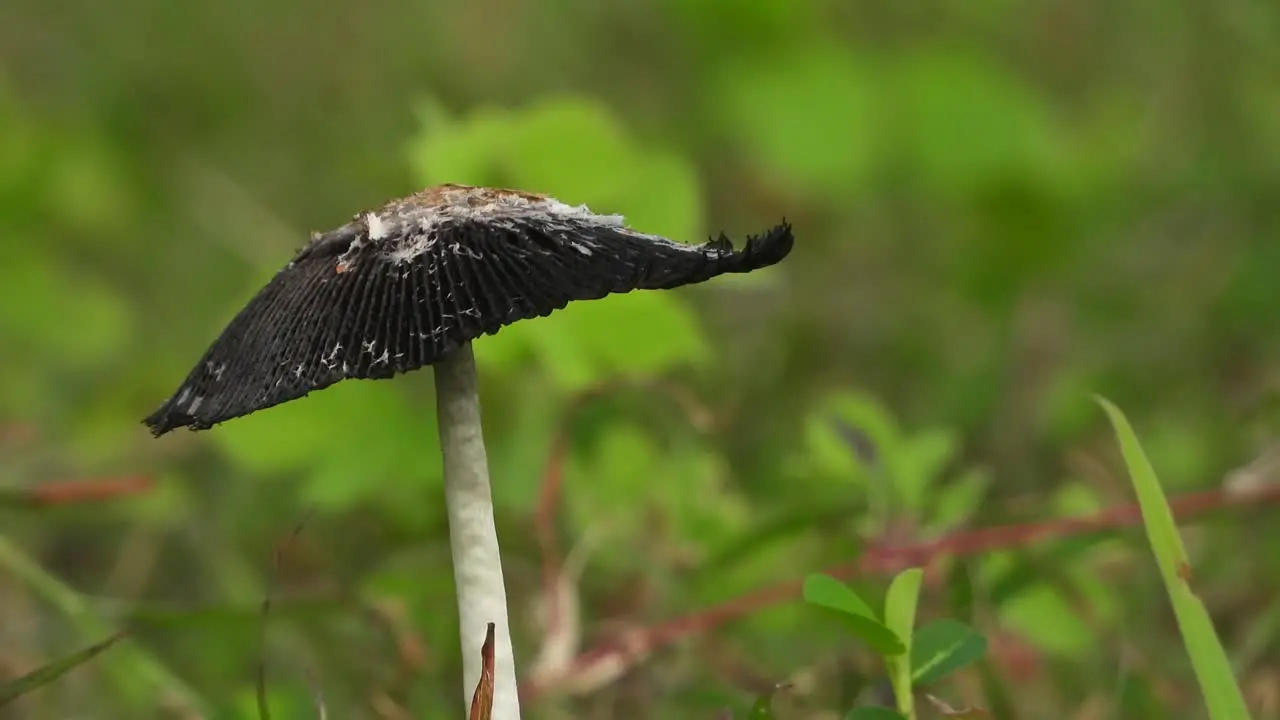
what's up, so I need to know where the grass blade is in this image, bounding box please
[1096,396,1251,720]
[0,535,207,713]
[0,631,127,705]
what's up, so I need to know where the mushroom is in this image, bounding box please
[143,183,795,717]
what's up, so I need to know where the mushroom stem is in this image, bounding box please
[434,342,521,719]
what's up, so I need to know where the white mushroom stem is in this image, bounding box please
[434,342,521,719]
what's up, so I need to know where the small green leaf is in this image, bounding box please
[883,568,924,653]
[845,706,907,720]
[747,682,791,718]
[0,631,126,704]
[883,568,924,715]
[910,619,988,685]
[803,573,878,621]
[803,574,906,656]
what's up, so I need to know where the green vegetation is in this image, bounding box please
[2,1,1278,718]
[799,567,988,719]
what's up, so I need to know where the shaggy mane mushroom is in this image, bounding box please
[144,183,796,718]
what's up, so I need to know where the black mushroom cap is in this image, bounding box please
[143,184,795,436]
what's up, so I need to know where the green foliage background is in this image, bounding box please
[2,0,1279,717]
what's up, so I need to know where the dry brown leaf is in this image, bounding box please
[469,623,496,720]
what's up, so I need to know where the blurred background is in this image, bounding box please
[3,0,1280,717]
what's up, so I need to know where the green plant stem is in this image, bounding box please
[887,656,914,719]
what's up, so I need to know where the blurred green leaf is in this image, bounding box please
[981,540,1117,659]
[803,574,905,656]
[410,97,703,242]
[910,619,988,686]
[889,48,1061,192]
[701,499,861,577]
[565,422,749,570]
[0,631,126,705]
[896,427,959,511]
[715,44,881,193]
[1140,416,1216,491]
[407,104,515,188]
[802,413,863,483]
[212,380,439,511]
[47,137,133,232]
[805,391,989,536]
[516,291,709,392]
[505,99,636,202]
[803,392,900,485]
[929,468,991,532]
[610,152,705,246]
[982,537,1106,609]
[992,577,1093,656]
[1097,397,1251,720]
[0,244,133,369]
[1052,480,1104,516]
